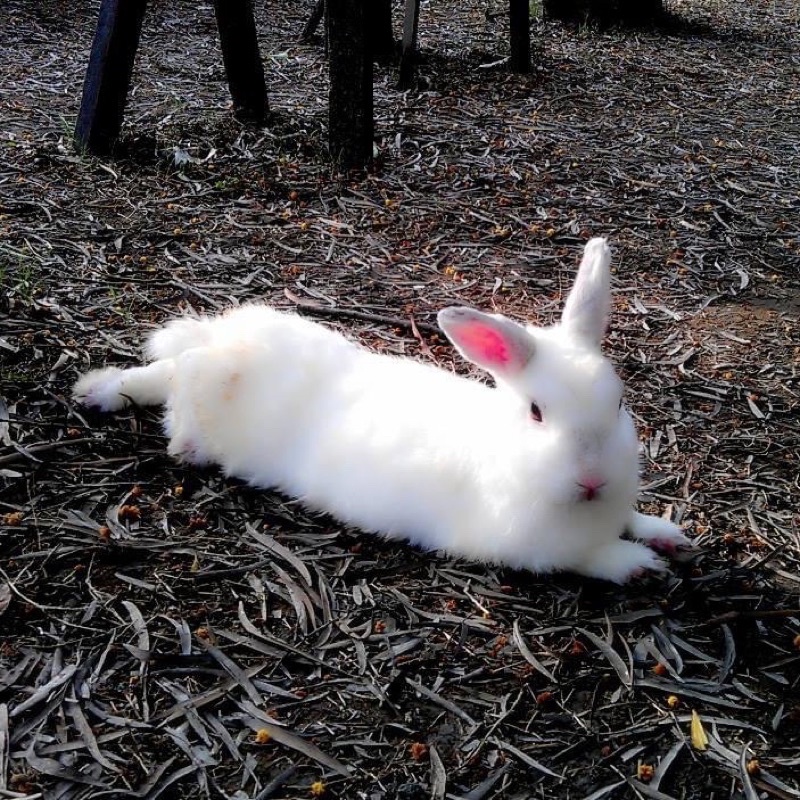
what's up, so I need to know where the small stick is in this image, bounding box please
[289,296,440,335]
[0,438,95,467]
[705,608,800,626]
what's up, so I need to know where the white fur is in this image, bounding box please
[73,238,690,583]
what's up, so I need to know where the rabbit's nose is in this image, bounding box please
[578,479,606,501]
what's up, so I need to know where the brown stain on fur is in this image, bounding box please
[221,371,241,403]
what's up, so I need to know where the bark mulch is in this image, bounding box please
[1,1,799,798]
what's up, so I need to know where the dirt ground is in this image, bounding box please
[1,1,799,798]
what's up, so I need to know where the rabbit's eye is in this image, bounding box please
[530,402,543,423]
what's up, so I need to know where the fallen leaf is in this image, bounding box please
[691,710,709,751]
[0,583,10,617]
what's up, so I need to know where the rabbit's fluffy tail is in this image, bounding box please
[73,360,174,412]
[146,317,210,361]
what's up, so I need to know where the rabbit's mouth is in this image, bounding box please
[577,480,606,502]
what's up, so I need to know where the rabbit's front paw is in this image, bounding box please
[629,511,691,555]
[576,539,667,584]
[73,368,128,412]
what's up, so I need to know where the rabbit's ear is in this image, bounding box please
[561,237,612,348]
[438,307,534,376]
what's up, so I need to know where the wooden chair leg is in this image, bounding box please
[300,0,325,41]
[509,0,531,73]
[212,0,269,124]
[74,0,149,154]
[327,0,373,168]
[398,0,420,90]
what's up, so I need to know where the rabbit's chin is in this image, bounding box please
[557,491,636,533]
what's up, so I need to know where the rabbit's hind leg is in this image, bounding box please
[162,353,218,467]
[73,360,174,412]
[163,391,214,467]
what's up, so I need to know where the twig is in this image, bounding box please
[290,297,440,334]
[704,608,800,627]
[0,438,95,467]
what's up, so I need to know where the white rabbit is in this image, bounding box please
[73,238,689,583]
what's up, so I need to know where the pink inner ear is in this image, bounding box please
[455,323,510,366]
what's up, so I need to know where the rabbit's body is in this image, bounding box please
[74,239,689,582]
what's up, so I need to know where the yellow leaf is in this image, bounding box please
[690,710,708,751]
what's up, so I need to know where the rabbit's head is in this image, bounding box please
[438,238,639,507]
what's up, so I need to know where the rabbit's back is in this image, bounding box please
[164,316,522,550]
[148,305,341,360]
